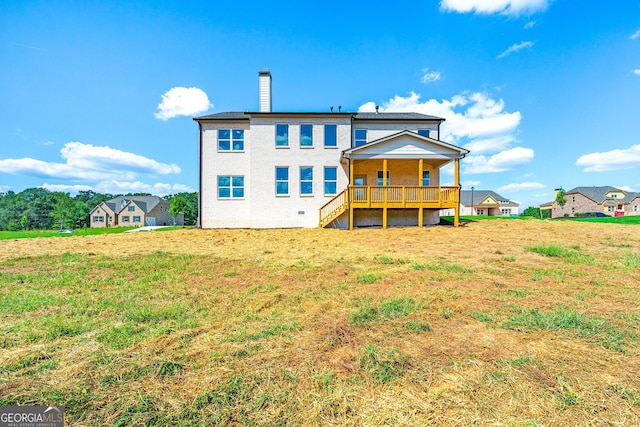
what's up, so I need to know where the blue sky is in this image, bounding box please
[1,0,639,209]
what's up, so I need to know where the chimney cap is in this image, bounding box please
[259,68,271,75]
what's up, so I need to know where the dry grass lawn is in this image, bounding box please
[1,219,639,426]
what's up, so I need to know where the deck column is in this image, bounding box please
[349,160,354,230]
[382,159,388,229]
[418,159,424,227]
[454,158,460,228]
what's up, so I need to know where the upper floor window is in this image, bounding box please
[300,124,313,147]
[324,167,338,195]
[276,167,289,195]
[354,129,367,147]
[128,205,135,212]
[218,175,245,199]
[377,171,390,186]
[276,124,289,147]
[418,129,431,138]
[218,129,244,151]
[571,196,576,203]
[422,171,430,186]
[300,167,313,196]
[324,124,337,147]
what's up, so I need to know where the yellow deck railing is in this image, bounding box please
[319,186,459,227]
[350,186,459,208]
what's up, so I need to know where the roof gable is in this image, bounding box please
[342,131,468,160]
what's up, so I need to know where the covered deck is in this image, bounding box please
[319,131,469,229]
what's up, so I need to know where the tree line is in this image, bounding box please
[0,188,198,231]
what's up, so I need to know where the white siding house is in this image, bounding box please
[194,70,469,229]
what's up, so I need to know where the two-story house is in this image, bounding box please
[194,69,469,229]
[90,196,183,228]
[540,186,640,218]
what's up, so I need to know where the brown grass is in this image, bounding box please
[1,219,639,425]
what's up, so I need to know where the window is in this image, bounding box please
[128,205,135,212]
[133,216,141,223]
[377,171,390,186]
[218,175,245,199]
[418,129,431,138]
[571,207,575,214]
[122,216,130,222]
[607,206,615,212]
[571,196,576,203]
[634,205,639,212]
[501,209,511,215]
[300,167,313,195]
[300,124,313,147]
[324,124,337,147]
[324,167,338,195]
[275,167,289,195]
[422,171,430,186]
[218,129,244,151]
[477,209,485,215]
[93,216,104,222]
[276,124,289,147]
[354,129,367,147]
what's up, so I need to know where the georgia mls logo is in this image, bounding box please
[0,405,64,427]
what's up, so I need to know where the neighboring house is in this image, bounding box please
[194,69,469,229]
[441,190,519,217]
[540,186,640,218]
[89,196,184,228]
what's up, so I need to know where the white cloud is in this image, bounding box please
[524,21,536,29]
[0,185,12,193]
[359,90,532,174]
[576,144,640,172]
[421,68,442,83]
[633,69,640,76]
[440,0,550,16]
[631,29,640,40]
[616,185,638,192]
[42,141,55,146]
[42,181,195,196]
[497,41,534,59]
[462,180,481,188]
[464,147,535,173]
[154,87,212,120]
[0,142,181,181]
[497,181,545,193]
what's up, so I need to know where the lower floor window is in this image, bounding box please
[476,209,485,215]
[300,166,313,195]
[93,216,104,222]
[422,170,430,186]
[324,167,337,195]
[634,205,639,212]
[133,216,141,223]
[501,208,511,215]
[607,206,615,212]
[122,216,130,222]
[276,167,289,195]
[218,176,245,199]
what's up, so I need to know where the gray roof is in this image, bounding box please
[460,190,518,207]
[193,111,444,121]
[106,196,166,214]
[567,186,639,203]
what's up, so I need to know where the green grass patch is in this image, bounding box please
[359,345,407,384]
[502,306,636,352]
[525,244,594,264]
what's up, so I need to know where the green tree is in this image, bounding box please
[520,206,542,219]
[167,192,198,226]
[555,187,567,217]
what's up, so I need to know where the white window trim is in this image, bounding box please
[217,129,245,152]
[275,166,290,197]
[275,124,290,148]
[300,124,314,149]
[300,166,314,197]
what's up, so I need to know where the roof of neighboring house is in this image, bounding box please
[566,186,639,203]
[105,196,166,214]
[460,190,519,207]
[193,111,445,122]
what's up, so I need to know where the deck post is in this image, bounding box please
[382,159,388,229]
[418,159,424,227]
[349,160,354,230]
[454,158,460,227]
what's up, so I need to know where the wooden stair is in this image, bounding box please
[319,190,348,228]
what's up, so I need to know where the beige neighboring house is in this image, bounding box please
[441,190,519,217]
[540,186,640,218]
[90,196,183,228]
[194,69,469,229]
